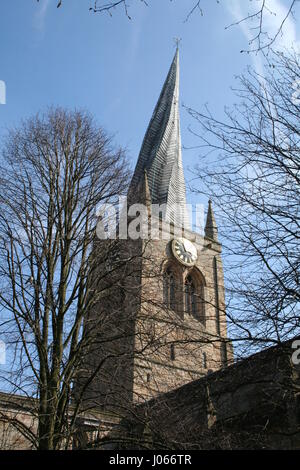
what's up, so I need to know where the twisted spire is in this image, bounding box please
[129,49,189,229]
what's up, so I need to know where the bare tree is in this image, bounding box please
[0,106,227,450]
[186,49,300,357]
[0,106,231,450]
[0,108,130,449]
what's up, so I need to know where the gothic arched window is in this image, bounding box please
[185,274,205,325]
[163,268,176,310]
[185,275,197,316]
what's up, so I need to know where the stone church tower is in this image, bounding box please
[79,49,233,414]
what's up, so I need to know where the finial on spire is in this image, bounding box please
[173,37,182,50]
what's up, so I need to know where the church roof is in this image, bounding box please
[129,49,190,228]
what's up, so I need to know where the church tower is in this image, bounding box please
[79,49,232,413]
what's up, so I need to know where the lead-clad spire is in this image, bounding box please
[129,48,190,229]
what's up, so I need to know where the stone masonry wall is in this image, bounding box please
[107,340,300,450]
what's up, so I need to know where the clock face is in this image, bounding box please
[171,238,198,267]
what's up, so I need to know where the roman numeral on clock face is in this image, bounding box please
[172,238,198,267]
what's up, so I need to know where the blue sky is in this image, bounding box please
[0,0,299,205]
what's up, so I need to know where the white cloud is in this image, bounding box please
[33,0,50,32]
[226,0,300,74]
[226,1,299,148]
[258,0,299,50]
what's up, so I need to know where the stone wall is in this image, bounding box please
[0,393,37,449]
[103,340,300,450]
[1,340,299,450]
[0,392,120,450]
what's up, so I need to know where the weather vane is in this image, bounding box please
[173,37,182,49]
